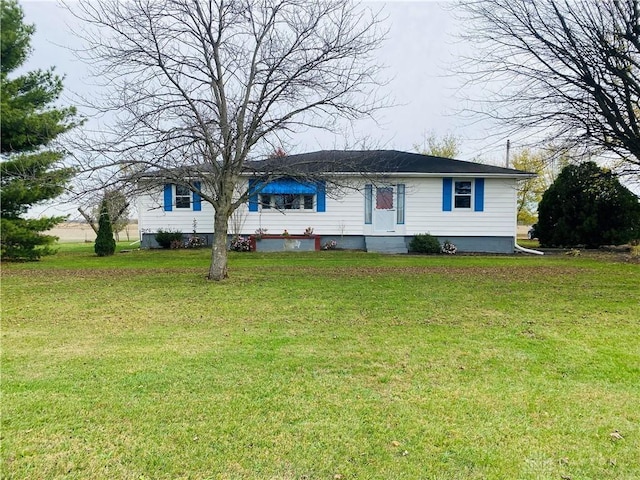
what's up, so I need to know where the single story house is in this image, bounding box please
[136,150,535,253]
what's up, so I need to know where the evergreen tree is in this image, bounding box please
[537,162,640,248]
[94,199,116,256]
[0,0,79,260]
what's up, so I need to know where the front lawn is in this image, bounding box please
[2,248,638,479]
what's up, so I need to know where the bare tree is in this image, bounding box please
[78,190,130,241]
[457,0,640,179]
[68,0,386,280]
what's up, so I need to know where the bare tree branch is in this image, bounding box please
[76,207,98,234]
[66,0,388,279]
[456,0,640,178]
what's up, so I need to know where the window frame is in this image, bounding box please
[396,183,405,224]
[453,179,473,210]
[249,178,325,213]
[364,184,373,224]
[364,183,405,224]
[260,193,315,211]
[375,186,394,210]
[175,184,192,209]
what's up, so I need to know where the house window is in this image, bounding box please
[376,187,394,209]
[163,182,201,212]
[260,194,314,210]
[249,178,325,213]
[443,178,484,212]
[175,185,191,209]
[260,194,272,209]
[454,180,472,209]
[396,184,405,224]
[364,184,373,224]
[303,195,314,210]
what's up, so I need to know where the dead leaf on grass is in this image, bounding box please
[610,430,624,441]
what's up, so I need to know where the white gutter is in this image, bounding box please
[238,172,537,179]
[514,241,544,255]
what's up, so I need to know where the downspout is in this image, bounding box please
[512,152,543,255]
[514,240,544,255]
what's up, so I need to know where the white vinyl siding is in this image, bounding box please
[243,187,365,235]
[137,176,518,238]
[404,177,516,236]
[137,188,214,235]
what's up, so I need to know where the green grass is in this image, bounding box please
[2,247,639,479]
[516,238,540,249]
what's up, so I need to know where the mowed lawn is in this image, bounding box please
[2,246,639,479]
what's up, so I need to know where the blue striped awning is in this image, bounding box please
[260,179,317,195]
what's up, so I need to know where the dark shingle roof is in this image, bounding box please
[249,150,534,177]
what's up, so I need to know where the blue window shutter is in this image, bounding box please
[442,178,452,211]
[316,181,326,212]
[474,178,484,212]
[248,179,258,212]
[163,184,173,211]
[193,181,202,211]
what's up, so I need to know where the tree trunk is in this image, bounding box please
[77,207,99,234]
[207,209,230,281]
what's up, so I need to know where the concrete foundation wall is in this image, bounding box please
[141,233,515,254]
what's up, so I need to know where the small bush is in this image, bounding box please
[322,240,337,250]
[409,233,441,254]
[230,236,251,252]
[155,229,183,249]
[185,235,206,248]
[441,240,457,255]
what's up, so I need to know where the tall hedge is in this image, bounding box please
[537,162,640,248]
[94,200,116,256]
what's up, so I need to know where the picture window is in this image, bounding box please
[260,194,314,210]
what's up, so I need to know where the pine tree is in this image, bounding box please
[94,200,116,256]
[0,0,79,260]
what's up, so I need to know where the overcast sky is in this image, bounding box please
[20,0,510,217]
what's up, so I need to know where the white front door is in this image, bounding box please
[374,186,395,232]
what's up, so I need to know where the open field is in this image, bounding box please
[2,246,639,479]
[43,222,534,242]
[45,222,139,243]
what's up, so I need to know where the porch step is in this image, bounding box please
[365,236,408,254]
